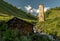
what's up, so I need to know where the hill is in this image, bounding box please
[36,7,60,37]
[45,7,60,20]
[0,0,37,24]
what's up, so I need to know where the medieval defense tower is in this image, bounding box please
[38,4,44,22]
[33,4,45,33]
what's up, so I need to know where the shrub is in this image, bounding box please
[36,18,60,37]
[31,33,52,41]
[0,21,8,31]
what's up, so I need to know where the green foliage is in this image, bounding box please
[1,30,22,41]
[31,33,52,41]
[0,21,8,31]
[37,7,60,37]
[0,0,37,24]
[0,30,52,41]
[45,10,51,20]
[0,21,52,41]
[37,19,60,37]
[45,7,60,20]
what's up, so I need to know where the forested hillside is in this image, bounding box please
[0,0,37,24]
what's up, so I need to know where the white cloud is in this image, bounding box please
[25,5,32,12]
[35,7,50,13]
[30,8,39,13]
[24,5,50,16]
[36,9,39,13]
[44,7,50,12]
[30,10,33,13]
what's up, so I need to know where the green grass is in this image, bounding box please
[36,7,60,37]
[45,7,60,20]
[0,13,14,22]
[0,0,37,24]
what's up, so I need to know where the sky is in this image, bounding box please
[4,0,60,15]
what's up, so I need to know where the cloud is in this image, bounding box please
[25,5,32,12]
[44,7,50,12]
[25,5,39,14]
[31,8,37,13]
[36,7,50,13]
[24,5,50,16]
[30,10,33,13]
[36,9,39,13]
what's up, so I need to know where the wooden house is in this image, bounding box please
[7,17,34,35]
[0,0,37,35]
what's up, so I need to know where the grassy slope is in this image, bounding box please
[0,13,14,22]
[37,7,60,36]
[0,0,37,24]
[45,9,60,20]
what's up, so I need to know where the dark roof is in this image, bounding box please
[7,17,34,26]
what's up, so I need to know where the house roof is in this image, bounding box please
[7,17,34,25]
[0,0,37,24]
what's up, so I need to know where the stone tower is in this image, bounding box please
[38,4,44,22]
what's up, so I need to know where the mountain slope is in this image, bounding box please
[0,0,37,24]
[45,7,60,20]
[36,7,60,36]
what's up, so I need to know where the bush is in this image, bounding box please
[36,18,60,37]
[0,21,54,41]
[0,29,32,41]
[31,33,52,41]
[0,29,53,41]
[0,21,8,31]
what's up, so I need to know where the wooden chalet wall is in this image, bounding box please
[7,17,33,35]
